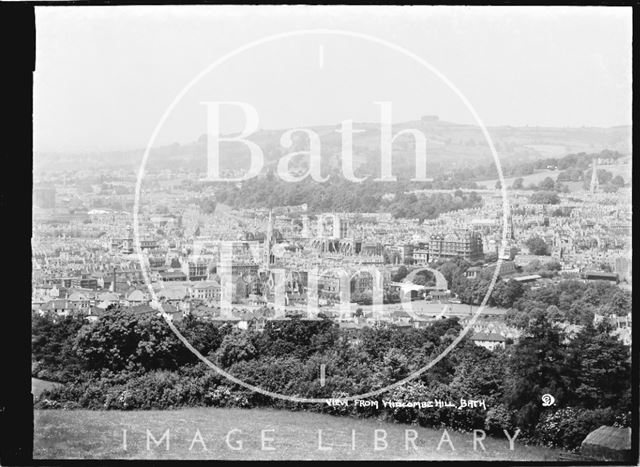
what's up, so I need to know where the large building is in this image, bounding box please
[180,259,209,281]
[309,214,358,254]
[111,228,158,253]
[189,281,221,302]
[428,230,483,262]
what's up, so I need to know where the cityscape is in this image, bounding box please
[22,4,634,464]
[32,151,632,349]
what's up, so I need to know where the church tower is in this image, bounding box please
[498,214,516,260]
[301,215,310,238]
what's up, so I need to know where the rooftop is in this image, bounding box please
[472,332,507,342]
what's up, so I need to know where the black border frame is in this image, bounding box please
[0,2,636,466]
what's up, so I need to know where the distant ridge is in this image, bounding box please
[34,120,631,176]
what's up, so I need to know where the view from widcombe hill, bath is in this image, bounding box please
[8,4,636,464]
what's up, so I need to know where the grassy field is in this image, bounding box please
[477,164,631,191]
[32,378,61,399]
[35,408,566,461]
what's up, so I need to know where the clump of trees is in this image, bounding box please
[412,270,436,286]
[197,197,217,214]
[435,259,631,327]
[385,190,482,221]
[504,316,630,449]
[529,191,560,205]
[215,177,481,221]
[391,265,409,282]
[525,236,550,255]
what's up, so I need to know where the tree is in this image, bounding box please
[608,289,632,316]
[543,261,561,271]
[597,169,614,185]
[529,191,560,205]
[214,330,258,368]
[505,314,568,428]
[450,344,506,404]
[611,175,625,187]
[557,169,582,182]
[437,260,470,293]
[353,290,373,305]
[538,177,555,191]
[521,260,540,275]
[551,207,571,217]
[32,313,86,382]
[73,308,185,372]
[490,280,525,308]
[564,324,631,411]
[495,180,502,189]
[198,197,217,214]
[463,278,491,306]
[555,181,569,193]
[525,236,550,256]
[379,347,410,382]
[512,177,524,189]
[545,305,562,321]
[256,317,338,359]
[413,270,436,287]
[177,314,226,357]
[391,265,409,282]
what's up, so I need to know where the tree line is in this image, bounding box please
[214,175,482,221]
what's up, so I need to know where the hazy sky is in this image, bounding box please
[34,5,632,153]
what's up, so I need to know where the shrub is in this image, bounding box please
[532,407,618,451]
[34,369,251,411]
[613,411,632,428]
[484,404,517,436]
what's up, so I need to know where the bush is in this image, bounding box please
[484,404,517,436]
[613,411,632,428]
[386,382,487,432]
[529,191,560,205]
[202,385,251,408]
[386,382,430,425]
[34,367,260,411]
[532,407,618,451]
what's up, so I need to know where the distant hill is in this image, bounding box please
[34,120,631,178]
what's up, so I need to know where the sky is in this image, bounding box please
[34,5,632,153]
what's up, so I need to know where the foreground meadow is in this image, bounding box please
[34,408,566,461]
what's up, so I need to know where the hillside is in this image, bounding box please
[34,120,631,178]
[477,162,631,189]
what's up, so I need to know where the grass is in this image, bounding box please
[32,378,61,399]
[477,164,630,191]
[34,407,567,460]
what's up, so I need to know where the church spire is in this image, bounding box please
[264,209,274,267]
